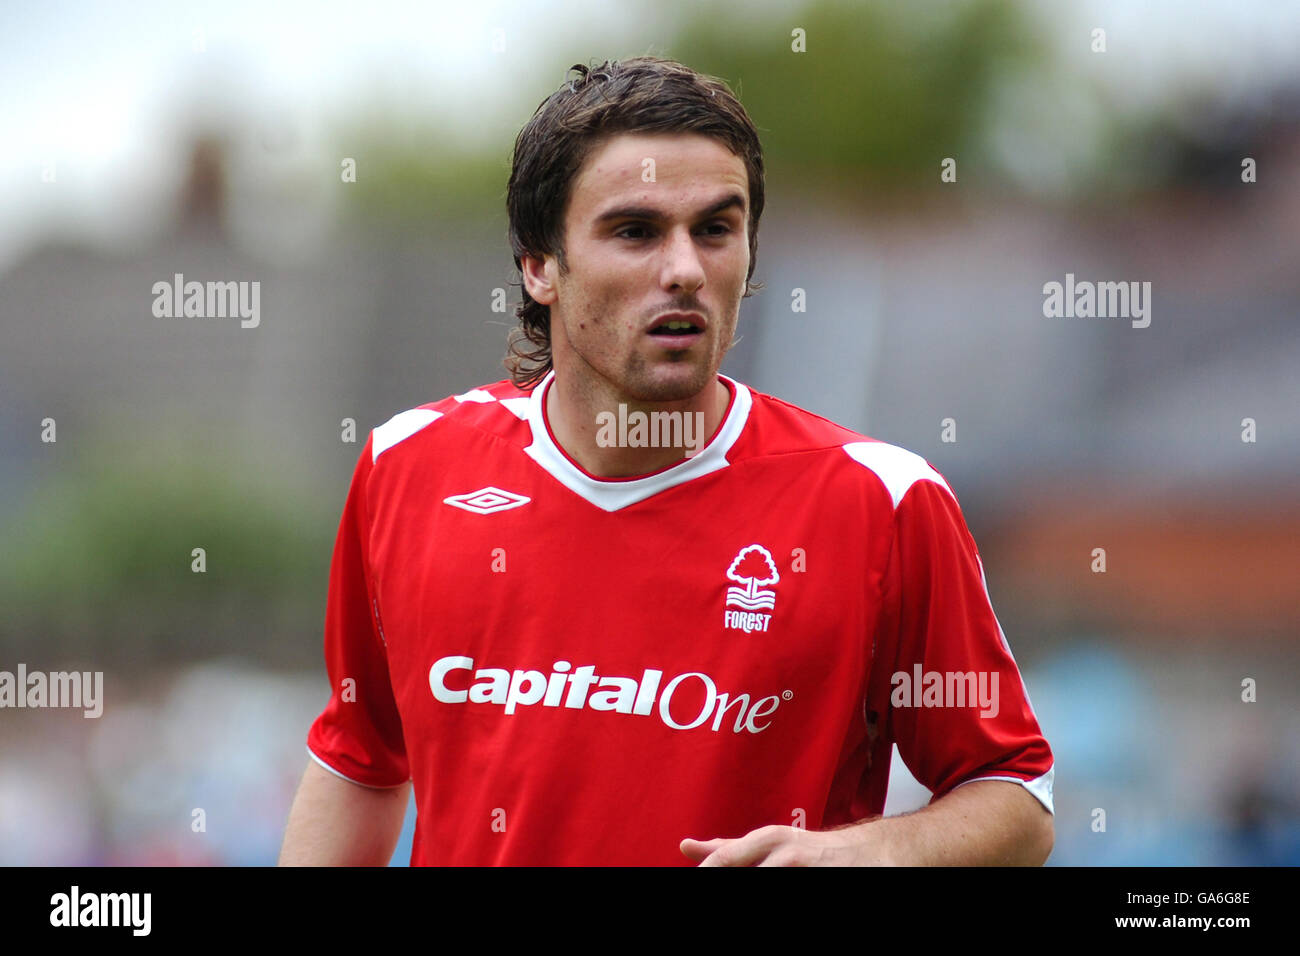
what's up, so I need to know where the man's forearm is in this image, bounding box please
[279,759,411,866]
[683,777,1053,865]
[841,779,1053,865]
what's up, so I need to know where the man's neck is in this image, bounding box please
[544,374,732,478]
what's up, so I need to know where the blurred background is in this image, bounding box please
[1,0,1297,866]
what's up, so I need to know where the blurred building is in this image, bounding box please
[1,103,1296,865]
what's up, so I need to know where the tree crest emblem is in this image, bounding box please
[725,544,780,612]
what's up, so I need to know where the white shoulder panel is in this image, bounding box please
[499,397,530,421]
[372,409,443,462]
[842,441,952,509]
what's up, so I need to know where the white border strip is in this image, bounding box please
[306,745,409,790]
[951,766,1055,815]
[523,370,753,512]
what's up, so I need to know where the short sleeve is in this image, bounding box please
[870,475,1054,814]
[305,434,410,787]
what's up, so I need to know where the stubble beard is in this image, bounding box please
[560,291,740,406]
[618,350,717,404]
[618,305,740,405]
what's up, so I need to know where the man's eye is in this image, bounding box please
[617,224,732,239]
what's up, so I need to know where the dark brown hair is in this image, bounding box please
[504,56,765,388]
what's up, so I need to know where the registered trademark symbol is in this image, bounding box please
[782,690,793,701]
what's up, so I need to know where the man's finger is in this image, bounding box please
[694,826,788,866]
[680,837,726,862]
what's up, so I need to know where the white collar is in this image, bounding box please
[523,370,753,512]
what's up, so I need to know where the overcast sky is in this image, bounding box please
[2,0,1297,265]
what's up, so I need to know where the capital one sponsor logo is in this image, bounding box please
[429,656,786,734]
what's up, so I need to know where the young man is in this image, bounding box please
[280,57,1054,867]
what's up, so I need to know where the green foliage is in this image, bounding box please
[329,98,514,227]
[0,446,334,666]
[335,134,510,225]
[327,0,1043,225]
[669,0,1042,188]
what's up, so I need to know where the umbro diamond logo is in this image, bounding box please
[443,486,531,515]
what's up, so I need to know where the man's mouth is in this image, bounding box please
[648,320,702,337]
[647,314,706,343]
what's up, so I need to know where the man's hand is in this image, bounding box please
[681,824,887,867]
[680,780,1053,866]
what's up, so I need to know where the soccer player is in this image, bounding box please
[279,57,1054,867]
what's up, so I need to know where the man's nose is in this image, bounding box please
[660,227,706,293]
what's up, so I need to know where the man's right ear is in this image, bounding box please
[521,253,558,306]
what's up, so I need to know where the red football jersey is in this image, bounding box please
[306,371,1054,865]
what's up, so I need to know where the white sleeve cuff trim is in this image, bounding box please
[306,745,409,790]
[950,765,1054,815]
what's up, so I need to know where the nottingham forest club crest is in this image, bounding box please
[724,544,780,634]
